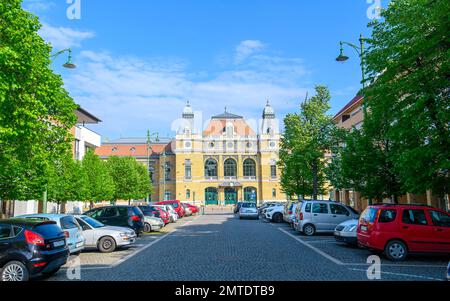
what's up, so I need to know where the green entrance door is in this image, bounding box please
[244,187,257,203]
[224,188,237,205]
[205,188,218,205]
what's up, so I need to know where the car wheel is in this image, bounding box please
[1,261,29,282]
[98,236,117,253]
[42,267,61,277]
[303,224,316,236]
[144,223,152,233]
[272,213,283,223]
[385,240,408,261]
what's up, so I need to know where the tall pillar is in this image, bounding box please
[354,191,362,211]
[334,190,340,202]
[426,190,439,208]
[343,190,350,206]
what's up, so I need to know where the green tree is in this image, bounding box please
[279,86,336,200]
[46,154,88,213]
[0,0,77,201]
[364,0,449,197]
[135,161,153,200]
[107,156,152,204]
[81,150,115,209]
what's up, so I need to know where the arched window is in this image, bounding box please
[224,158,237,177]
[204,159,218,178]
[243,158,256,177]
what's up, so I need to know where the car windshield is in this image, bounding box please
[242,203,256,208]
[80,216,105,228]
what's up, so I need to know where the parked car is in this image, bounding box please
[234,202,244,214]
[357,204,450,261]
[334,219,358,246]
[239,202,259,220]
[259,202,284,216]
[74,215,137,252]
[155,200,185,218]
[0,219,69,281]
[293,202,303,231]
[295,200,359,236]
[153,205,178,223]
[185,203,199,214]
[139,205,161,218]
[283,202,299,226]
[16,214,85,254]
[181,203,192,217]
[155,207,170,224]
[264,204,285,223]
[84,206,145,235]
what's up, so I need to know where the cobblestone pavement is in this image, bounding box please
[47,212,449,281]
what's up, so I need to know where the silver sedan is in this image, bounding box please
[75,215,136,253]
[239,202,259,220]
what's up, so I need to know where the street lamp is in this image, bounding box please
[336,34,369,88]
[51,48,76,69]
[42,48,77,214]
[146,130,159,203]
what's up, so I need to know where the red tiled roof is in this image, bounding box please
[203,119,256,136]
[333,95,364,120]
[95,143,172,157]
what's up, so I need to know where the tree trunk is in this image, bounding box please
[60,202,66,214]
[89,201,94,210]
[312,161,318,200]
[0,200,4,219]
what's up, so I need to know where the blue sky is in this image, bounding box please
[23,0,387,139]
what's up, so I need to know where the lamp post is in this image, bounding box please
[42,48,77,214]
[336,34,369,89]
[51,48,76,69]
[146,130,159,203]
[161,151,167,201]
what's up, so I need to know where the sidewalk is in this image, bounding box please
[202,205,234,214]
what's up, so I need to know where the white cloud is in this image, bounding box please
[39,23,95,49]
[23,0,55,13]
[64,41,310,138]
[234,40,266,63]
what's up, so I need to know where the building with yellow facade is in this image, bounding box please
[96,102,286,205]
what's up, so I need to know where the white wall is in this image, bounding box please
[75,125,101,159]
[13,200,85,216]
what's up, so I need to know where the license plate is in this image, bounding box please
[361,225,368,231]
[53,240,65,248]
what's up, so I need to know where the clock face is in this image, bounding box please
[185,141,191,148]
[246,142,252,148]
[269,141,276,148]
[227,142,234,148]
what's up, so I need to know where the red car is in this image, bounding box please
[185,203,199,214]
[155,200,185,218]
[155,207,170,225]
[357,204,450,261]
